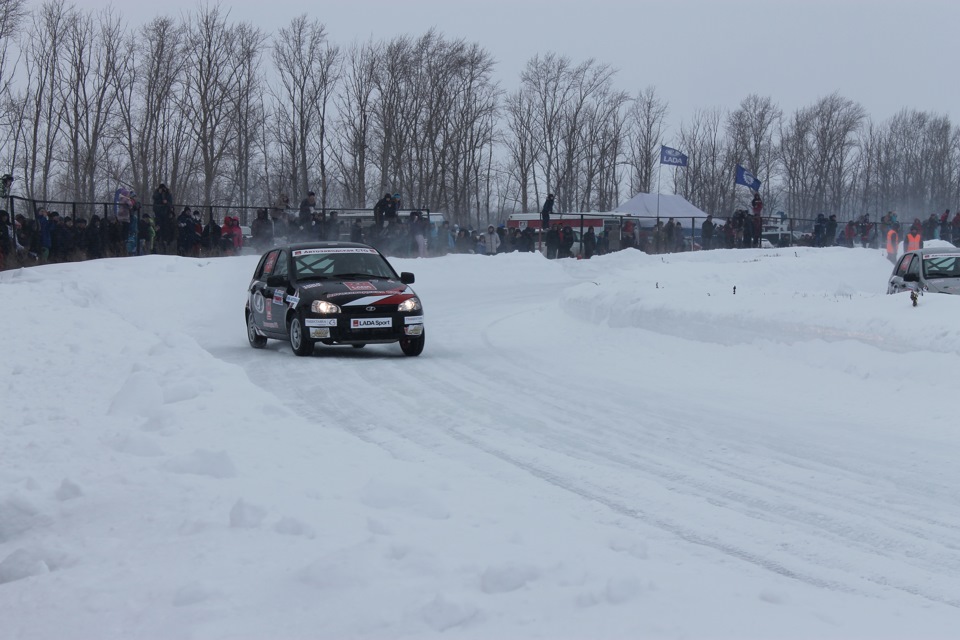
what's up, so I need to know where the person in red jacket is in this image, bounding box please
[220,216,243,255]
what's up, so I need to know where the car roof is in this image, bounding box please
[907,247,960,257]
[267,241,376,254]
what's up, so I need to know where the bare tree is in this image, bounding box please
[332,40,379,208]
[180,4,244,206]
[854,109,956,219]
[780,93,865,219]
[778,105,816,218]
[677,107,736,217]
[271,15,338,206]
[18,0,69,202]
[520,53,575,209]
[726,94,781,210]
[579,87,630,211]
[371,34,413,198]
[59,6,122,205]
[227,21,266,211]
[626,85,668,195]
[503,88,540,212]
[0,0,29,176]
[115,16,188,204]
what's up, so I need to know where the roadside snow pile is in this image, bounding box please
[560,245,960,353]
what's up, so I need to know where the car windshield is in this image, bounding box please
[922,254,960,279]
[292,247,396,280]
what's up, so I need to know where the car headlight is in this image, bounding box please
[398,297,422,312]
[311,300,341,314]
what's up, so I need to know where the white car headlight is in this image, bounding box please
[398,297,422,312]
[311,300,341,314]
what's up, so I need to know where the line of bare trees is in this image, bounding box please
[2,0,960,228]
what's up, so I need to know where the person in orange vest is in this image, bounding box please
[885,224,900,263]
[905,224,923,252]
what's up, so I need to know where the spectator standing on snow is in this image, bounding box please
[558,224,574,258]
[701,214,715,250]
[483,225,500,255]
[940,210,952,244]
[906,223,923,252]
[544,224,560,259]
[201,213,222,255]
[350,218,364,243]
[583,226,597,258]
[813,213,827,247]
[139,214,156,255]
[85,216,103,260]
[922,213,939,241]
[251,208,273,250]
[825,215,838,247]
[298,192,317,240]
[411,212,428,257]
[885,223,900,264]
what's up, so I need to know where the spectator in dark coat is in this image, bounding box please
[583,226,597,258]
[701,214,715,250]
[350,219,364,243]
[540,193,555,230]
[939,210,952,244]
[558,225,574,258]
[201,213,222,255]
[544,225,560,259]
[373,193,391,231]
[153,184,175,254]
[519,226,535,252]
[825,215,838,247]
[250,208,274,250]
[56,216,78,260]
[922,214,939,241]
[298,192,316,229]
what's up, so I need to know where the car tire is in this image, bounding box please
[352,343,366,349]
[399,330,425,357]
[288,314,315,356]
[247,312,267,349]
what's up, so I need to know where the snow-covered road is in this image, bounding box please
[3,246,960,638]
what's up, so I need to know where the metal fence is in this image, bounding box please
[518,211,886,251]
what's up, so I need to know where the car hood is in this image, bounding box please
[924,278,960,295]
[293,278,416,307]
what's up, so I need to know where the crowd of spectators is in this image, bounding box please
[5,182,960,270]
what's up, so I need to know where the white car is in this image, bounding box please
[888,248,960,295]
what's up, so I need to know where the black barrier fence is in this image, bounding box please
[0,192,448,266]
[3,190,907,266]
[1,192,890,248]
[517,211,887,254]
[1,194,420,227]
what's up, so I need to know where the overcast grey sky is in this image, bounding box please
[83,0,957,138]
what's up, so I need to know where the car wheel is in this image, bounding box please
[288,314,314,356]
[399,330,425,357]
[247,312,267,348]
[352,343,366,349]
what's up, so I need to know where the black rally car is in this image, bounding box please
[245,242,425,356]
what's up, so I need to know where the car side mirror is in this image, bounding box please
[400,272,415,284]
[266,274,287,287]
[903,273,919,283]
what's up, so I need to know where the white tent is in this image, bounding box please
[614,192,710,222]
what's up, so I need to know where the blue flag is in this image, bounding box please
[735,165,761,190]
[660,146,688,167]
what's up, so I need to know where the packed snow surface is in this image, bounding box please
[2,244,960,639]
